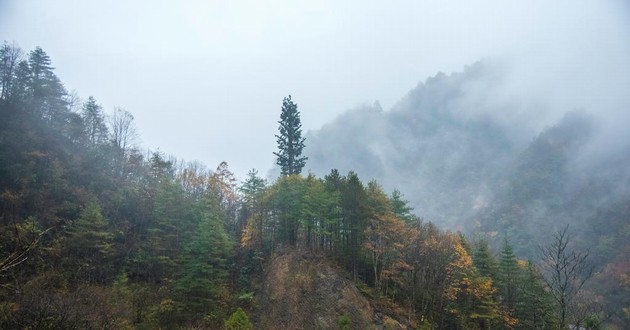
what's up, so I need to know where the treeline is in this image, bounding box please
[240,171,574,329]
[0,43,601,329]
[0,42,239,328]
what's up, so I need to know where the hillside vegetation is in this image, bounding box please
[1,43,627,329]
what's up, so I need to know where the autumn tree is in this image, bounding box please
[239,170,269,252]
[445,235,510,329]
[274,95,307,176]
[208,161,239,235]
[363,181,411,295]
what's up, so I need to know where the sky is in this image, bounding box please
[1,0,629,180]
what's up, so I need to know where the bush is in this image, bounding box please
[225,307,252,330]
[338,314,351,330]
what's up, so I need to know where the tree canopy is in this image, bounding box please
[273,95,307,176]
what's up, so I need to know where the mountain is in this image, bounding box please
[306,61,536,229]
[305,57,630,259]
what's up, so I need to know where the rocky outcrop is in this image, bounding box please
[253,249,407,330]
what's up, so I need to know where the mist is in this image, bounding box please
[304,54,630,256]
[2,1,628,179]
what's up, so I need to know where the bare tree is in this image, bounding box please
[539,225,594,329]
[0,42,23,101]
[108,107,138,179]
[109,106,138,152]
[64,89,82,113]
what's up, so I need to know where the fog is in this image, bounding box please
[2,1,628,179]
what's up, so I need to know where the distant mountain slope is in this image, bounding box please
[305,61,534,228]
[304,60,630,252]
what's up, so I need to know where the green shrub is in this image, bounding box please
[225,308,253,330]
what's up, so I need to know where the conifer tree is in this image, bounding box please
[176,207,232,318]
[498,237,519,310]
[65,201,114,284]
[27,46,67,124]
[274,95,307,175]
[82,96,109,145]
[473,238,497,279]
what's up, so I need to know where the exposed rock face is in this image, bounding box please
[254,249,407,330]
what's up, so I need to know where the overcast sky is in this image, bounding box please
[2,0,629,179]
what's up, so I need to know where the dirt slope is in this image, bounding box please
[252,249,408,330]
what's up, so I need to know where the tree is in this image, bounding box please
[539,225,594,329]
[176,207,233,321]
[340,171,369,280]
[445,235,505,329]
[238,169,267,248]
[239,169,267,209]
[109,106,137,152]
[389,189,416,224]
[363,181,410,294]
[27,46,68,124]
[473,238,497,279]
[225,308,253,330]
[0,42,23,102]
[516,260,556,329]
[108,107,138,179]
[65,202,114,284]
[273,95,307,175]
[82,96,109,145]
[497,237,519,311]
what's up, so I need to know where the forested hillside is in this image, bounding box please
[306,61,630,328]
[1,43,626,329]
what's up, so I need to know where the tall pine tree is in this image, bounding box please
[274,95,307,176]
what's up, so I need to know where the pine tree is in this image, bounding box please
[498,237,519,310]
[82,96,109,145]
[176,207,233,318]
[274,95,307,175]
[390,189,415,224]
[473,238,497,279]
[65,201,114,284]
[27,46,67,124]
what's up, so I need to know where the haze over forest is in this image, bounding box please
[2,1,629,178]
[2,1,630,329]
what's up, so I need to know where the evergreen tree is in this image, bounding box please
[389,189,415,224]
[65,201,114,284]
[82,96,109,145]
[27,46,68,124]
[176,207,233,320]
[516,261,556,329]
[497,237,519,311]
[273,95,307,175]
[340,171,368,280]
[473,238,497,279]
